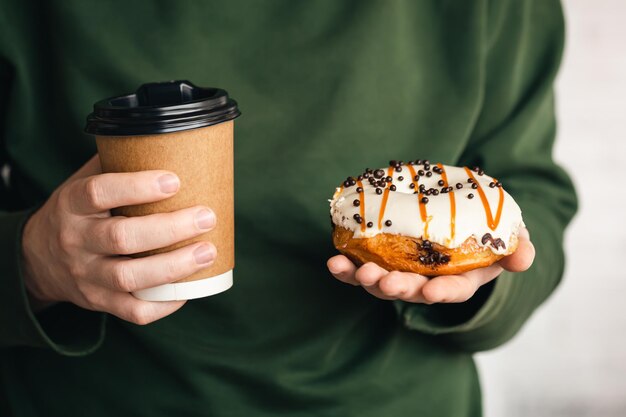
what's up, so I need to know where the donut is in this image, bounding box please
[329,160,524,276]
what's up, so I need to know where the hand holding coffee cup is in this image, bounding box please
[21,156,216,324]
[22,81,240,324]
[86,81,240,301]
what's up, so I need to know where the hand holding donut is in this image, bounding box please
[328,160,534,303]
[328,227,534,303]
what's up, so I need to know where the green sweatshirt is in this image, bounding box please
[0,1,576,416]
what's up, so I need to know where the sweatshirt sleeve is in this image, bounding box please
[0,55,106,356]
[396,0,578,352]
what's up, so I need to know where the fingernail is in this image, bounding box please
[193,245,216,265]
[158,174,179,193]
[195,209,216,230]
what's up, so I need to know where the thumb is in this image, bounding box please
[499,227,535,272]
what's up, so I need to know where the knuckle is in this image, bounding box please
[107,220,132,253]
[128,305,153,326]
[111,262,136,292]
[57,228,77,251]
[163,259,182,282]
[166,215,184,241]
[83,177,106,211]
[67,262,85,280]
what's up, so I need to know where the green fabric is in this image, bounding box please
[0,1,576,416]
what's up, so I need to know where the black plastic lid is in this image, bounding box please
[85,80,240,136]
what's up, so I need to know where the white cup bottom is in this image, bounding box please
[132,270,233,301]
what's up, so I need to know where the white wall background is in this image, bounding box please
[477,0,626,416]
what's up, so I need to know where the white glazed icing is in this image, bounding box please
[329,163,524,255]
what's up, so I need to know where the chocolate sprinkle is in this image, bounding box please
[468,193,474,199]
[374,169,385,179]
[456,183,463,189]
[385,220,392,227]
[398,176,404,181]
[425,171,432,177]
[438,180,445,186]
[390,185,397,191]
[376,188,383,195]
[366,221,373,228]
[353,199,360,207]
[481,233,506,250]
[356,186,363,193]
[416,239,450,266]
[471,183,478,189]
[409,183,416,189]
[421,197,429,204]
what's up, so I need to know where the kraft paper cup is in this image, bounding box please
[85,81,240,301]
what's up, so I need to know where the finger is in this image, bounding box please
[104,292,186,325]
[94,242,217,292]
[354,262,389,287]
[422,263,503,303]
[69,170,180,214]
[378,271,430,303]
[88,206,216,255]
[354,262,396,300]
[499,228,535,272]
[327,255,359,285]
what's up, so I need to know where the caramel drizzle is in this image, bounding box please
[437,163,456,240]
[464,167,504,230]
[356,180,366,232]
[377,167,395,229]
[406,164,429,239]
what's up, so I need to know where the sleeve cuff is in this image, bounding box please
[395,199,568,352]
[0,208,106,356]
[394,272,513,338]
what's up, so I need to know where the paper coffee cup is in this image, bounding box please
[84,81,240,301]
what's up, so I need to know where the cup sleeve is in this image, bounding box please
[0,208,107,356]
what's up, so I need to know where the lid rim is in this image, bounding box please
[84,81,240,136]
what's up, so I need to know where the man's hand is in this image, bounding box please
[327,228,535,303]
[22,156,218,324]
